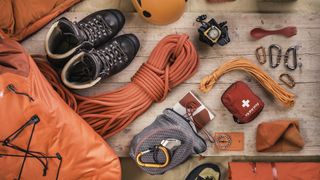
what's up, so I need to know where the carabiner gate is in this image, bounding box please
[284,46,298,70]
[255,46,266,64]
[268,44,282,68]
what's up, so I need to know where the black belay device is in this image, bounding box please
[196,14,230,46]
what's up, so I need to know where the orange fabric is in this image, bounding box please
[0,0,82,41]
[229,162,320,180]
[35,34,199,139]
[256,120,305,152]
[0,38,121,179]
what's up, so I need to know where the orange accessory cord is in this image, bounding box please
[199,58,295,106]
[35,34,199,139]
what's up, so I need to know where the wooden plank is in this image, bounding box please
[22,13,320,56]
[105,82,320,157]
[68,54,319,89]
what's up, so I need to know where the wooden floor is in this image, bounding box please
[22,0,320,158]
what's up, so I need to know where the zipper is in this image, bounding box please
[7,84,34,102]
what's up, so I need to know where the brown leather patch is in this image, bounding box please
[174,91,215,132]
[213,132,244,151]
[179,92,201,109]
[193,109,210,130]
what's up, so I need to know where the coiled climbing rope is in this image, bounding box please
[35,34,199,138]
[199,58,295,106]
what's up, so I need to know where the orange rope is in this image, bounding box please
[199,58,295,106]
[35,34,199,139]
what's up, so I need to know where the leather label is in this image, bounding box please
[213,132,244,151]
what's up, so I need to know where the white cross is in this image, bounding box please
[242,99,250,108]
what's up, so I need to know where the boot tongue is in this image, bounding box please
[67,53,100,83]
[58,18,85,43]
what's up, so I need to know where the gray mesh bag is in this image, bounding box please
[129,109,207,175]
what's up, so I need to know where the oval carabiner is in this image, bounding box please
[284,46,298,70]
[268,44,282,68]
[255,46,266,64]
[136,146,170,168]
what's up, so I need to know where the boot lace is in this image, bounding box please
[77,15,112,43]
[92,41,128,77]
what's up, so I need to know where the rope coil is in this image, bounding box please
[199,58,295,107]
[35,34,199,138]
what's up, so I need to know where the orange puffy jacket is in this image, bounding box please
[0,38,121,179]
[0,0,81,41]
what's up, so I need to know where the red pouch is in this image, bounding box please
[221,81,264,124]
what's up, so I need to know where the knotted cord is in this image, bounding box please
[35,34,199,139]
[199,58,295,106]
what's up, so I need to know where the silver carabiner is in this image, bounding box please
[268,44,282,68]
[284,46,298,70]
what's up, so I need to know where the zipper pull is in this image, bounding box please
[7,84,34,102]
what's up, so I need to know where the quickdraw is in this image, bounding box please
[255,46,267,64]
[284,46,298,70]
[279,73,295,88]
[268,44,282,68]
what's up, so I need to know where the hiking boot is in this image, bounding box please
[61,34,140,89]
[45,9,125,67]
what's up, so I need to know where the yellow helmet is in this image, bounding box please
[131,0,187,25]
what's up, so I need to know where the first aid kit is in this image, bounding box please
[221,81,264,124]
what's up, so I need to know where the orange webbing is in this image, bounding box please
[35,34,199,138]
[199,58,295,106]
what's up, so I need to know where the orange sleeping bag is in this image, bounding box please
[0,38,121,179]
[0,0,82,41]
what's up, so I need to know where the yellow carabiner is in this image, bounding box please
[136,146,170,168]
